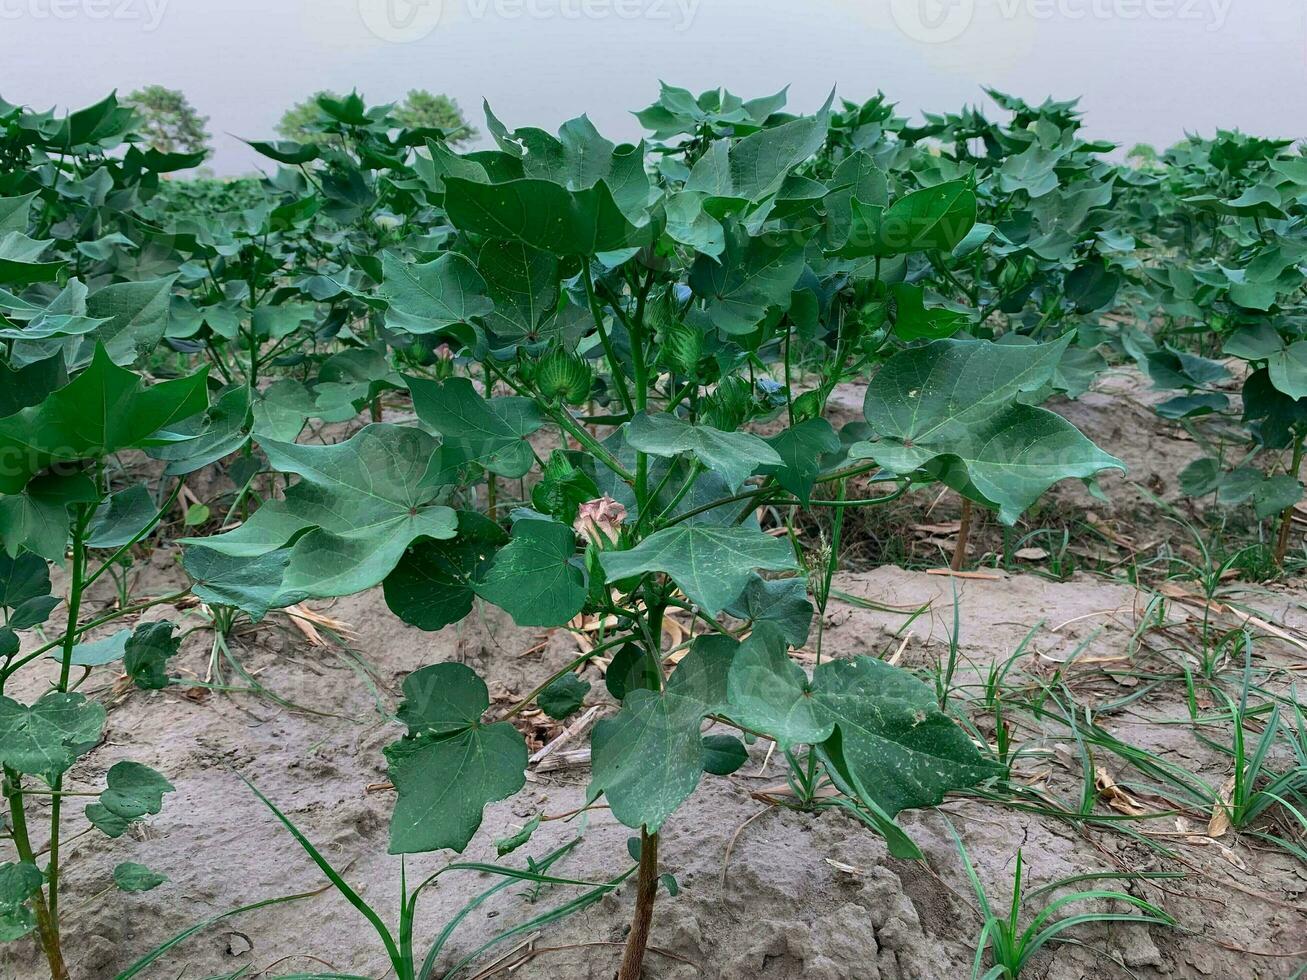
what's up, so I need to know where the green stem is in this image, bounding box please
[650,461,703,529]
[582,263,635,417]
[3,769,68,979]
[0,590,192,686]
[46,505,92,933]
[484,363,498,520]
[84,481,182,591]
[1274,432,1305,567]
[501,633,633,721]
[548,406,635,485]
[631,270,653,510]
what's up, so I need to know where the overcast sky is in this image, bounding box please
[1,0,1303,174]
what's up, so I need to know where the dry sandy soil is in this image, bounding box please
[2,369,1305,980]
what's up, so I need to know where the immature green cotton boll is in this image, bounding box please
[535,347,593,405]
[659,319,703,377]
[703,376,753,430]
[792,389,823,423]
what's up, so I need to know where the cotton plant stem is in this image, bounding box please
[581,263,634,417]
[46,505,92,934]
[617,828,660,980]
[951,497,974,572]
[4,768,68,979]
[484,362,498,519]
[1274,433,1305,566]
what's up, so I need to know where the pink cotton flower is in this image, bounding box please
[574,496,627,545]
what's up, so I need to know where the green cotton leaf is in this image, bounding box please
[1142,346,1231,391]
[701,733,748,776]
[600,524,797,617]
[1155,393,1228,420]
[604,643,661,701]
[626,412,781,492]
[1268,342,1307,400]
[849,338,1124,524]
[685,92,832,206]
[90,761,173,833]
[0,550,51,612]
[1252,474,1303,520]
[0,356,67,418]
[834,181,977,260]
[444,176,651,256]
[1054,346,1106,400]
[1184,185,1287,220]
[0,474,98,562]
[726,623,831,749]
[385,663,527,854]
[476,519,585,627]
[78,276,177,367]
[113,862,167,893]
[726,623,999,814]
[246,139,320,165]
[1222,322,1284,362]
[889,283,969,342]
[407,376,544,480]
[1064,263,1122,313]
[384,511,507,632]
[182,424,458,604]
[0,344,209,494]
[87,484,155,550]
[1243,370,1307,450]
[124,621,180,690]
[537,673,591,721]
[814,658,1000,816]
[0,279,107,346]
[0,691,105,783]
[873,181,977,256]
[763,419,841,505]
[589,636,734,832]
[1179,457,1221,497]
[475,239,564,343]
[146,385,253,476]
[0,231,63,287]
[379,251,493,335]
[8,594,58,631]
[0,193,36,235]
[182,546,292,624]
[822,152,890,252]
[688,229,806,335]
[0,861,43,941]
[63,629,131,667]
[664,191,725,258]
[724,573,814,645]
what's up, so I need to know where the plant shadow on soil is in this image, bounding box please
[3,368,1305,980]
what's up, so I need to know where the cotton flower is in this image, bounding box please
[573,495,627,545]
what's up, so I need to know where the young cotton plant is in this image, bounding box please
[172,92,1128,978]
[0,345,210,979]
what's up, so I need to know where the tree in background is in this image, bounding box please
[124,85,211,157]
[393,89,477,144]
[277,89,476,146]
